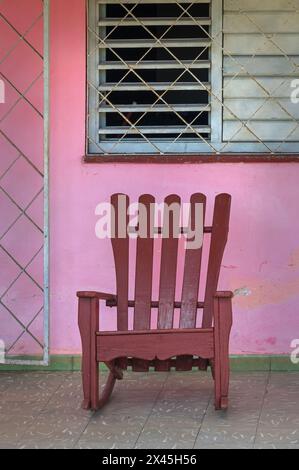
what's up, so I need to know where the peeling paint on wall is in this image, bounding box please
[232,277,299,309]
[234,287,252,297]
[288,248,299,268]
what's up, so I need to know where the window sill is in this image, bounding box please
[84,154,299,164]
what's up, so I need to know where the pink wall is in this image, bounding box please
[2,0,299,356]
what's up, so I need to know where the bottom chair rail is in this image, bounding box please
[112,357,212,369]
[96,328,214,362]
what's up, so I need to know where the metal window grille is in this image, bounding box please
[87,0,299,155]
[87,0,219,154]
[0,0,49,366]
[222,0,299,153]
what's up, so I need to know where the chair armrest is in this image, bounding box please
[77,291,116,302]
[215,291,234,299]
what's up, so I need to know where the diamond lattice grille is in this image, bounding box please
[222,0,299,153]
[0,0,49,364]
[87,0,299,155]
[88,0,213,154]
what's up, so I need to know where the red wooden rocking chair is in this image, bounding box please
[78,193,233,411]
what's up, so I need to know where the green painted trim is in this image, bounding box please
[0,356,108,372]
[229,355,298,372]
[269,355,299,371]
[0,355,298,372]
[230,355,271,371]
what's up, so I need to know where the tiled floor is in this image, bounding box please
[0,370,298,449]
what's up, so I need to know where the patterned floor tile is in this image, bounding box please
[254,427,299,449]
[135,415,200,449]
[0,370,298,450]
[76,413,146,449]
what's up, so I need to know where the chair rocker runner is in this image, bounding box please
[78,193,233,411]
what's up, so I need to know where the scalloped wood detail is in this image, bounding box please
[97,329,214,362]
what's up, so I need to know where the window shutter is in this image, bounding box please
[87,0,215,154]
[222,0,299,152]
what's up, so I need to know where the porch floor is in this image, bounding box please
[0,371,298,449]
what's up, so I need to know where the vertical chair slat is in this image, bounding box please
[177,193,206,371]
[202,194,231,329]
[180,193,206,327]
[111,194,130,370]
[133,194,155,371]
[156,195,180,371]
[158,194,181,329]
[111,194,129,332]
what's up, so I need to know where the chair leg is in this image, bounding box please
[214,296,232,410]
[78,297,99,410]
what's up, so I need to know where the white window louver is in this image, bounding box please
[87,0,220,154]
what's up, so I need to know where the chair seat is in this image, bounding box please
[97,328,214,362]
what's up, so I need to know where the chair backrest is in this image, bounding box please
[111,193,231,332]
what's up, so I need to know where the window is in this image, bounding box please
[87,0,299,156]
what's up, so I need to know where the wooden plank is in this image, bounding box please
[202,194,231,329]
[158,195,181,330]
[180,194,206,329]
[224,33,299,56]
[78,298,92,410]
[108,299,205,309]
[132,194,155,372]
[213,296,233,410]
[134,194,155,330]
[127,357,213,368]
[78,297,99,410]
[180,196,206,342]
[90,298,100,409]
[213,298,221,408]
[156,194,181,371]
[97,328,213,336]
[111,194,129,332]
[177,193,206,371]
[97,329,214,362]
[152,226,212,235]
